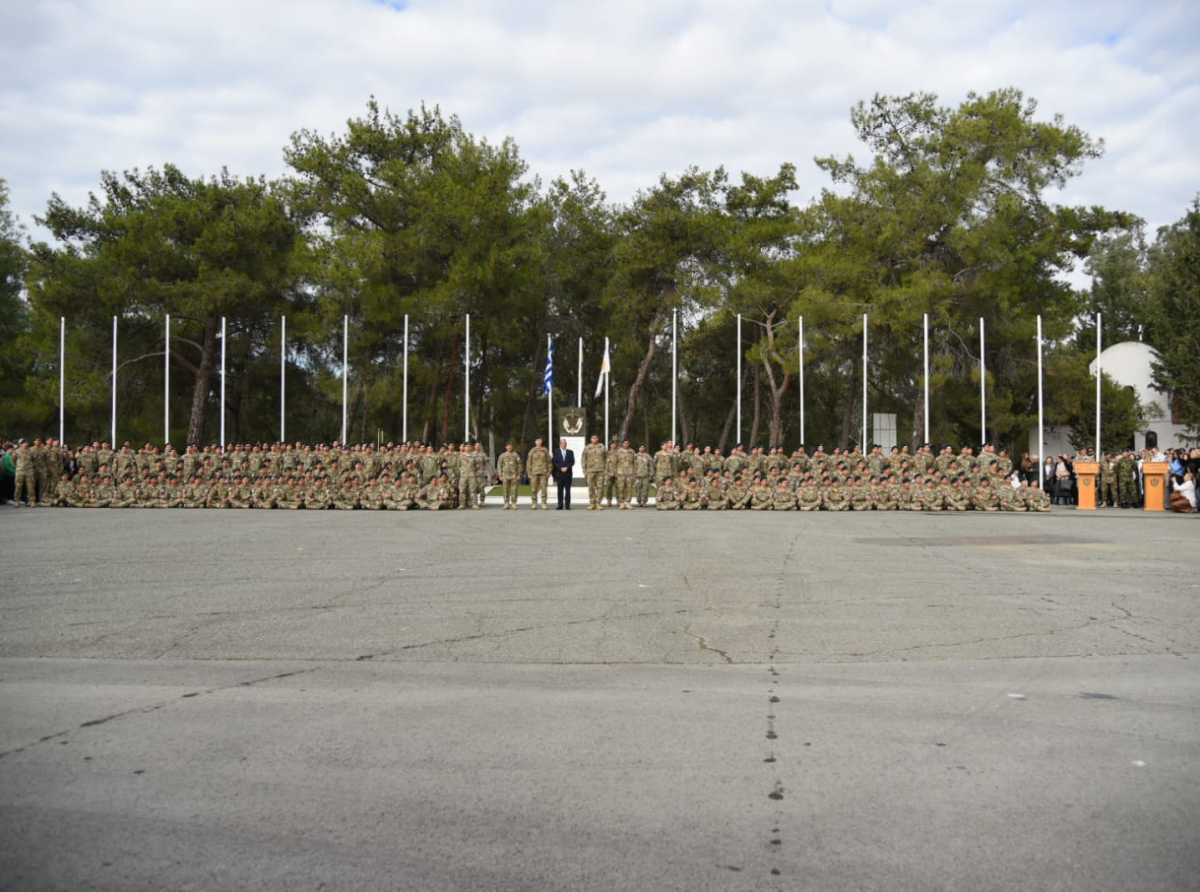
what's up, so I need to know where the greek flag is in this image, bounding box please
[544,340,553,395]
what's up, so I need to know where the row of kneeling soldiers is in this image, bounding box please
[652,473,1050,511]
[31,469,1050,511]
[33,472,486,510]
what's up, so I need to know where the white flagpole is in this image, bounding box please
[798,316,805,445]
[604,336,610,445]
[59,317,65,444]
[736,313,742,443]
[861,313,868,449]
[401,314,408,442]
[923,313,930,445]
[979,317,986,444]
[164,314,170,445]
[671,309,678,445]
[1037,316,1044,482]
[1095,313,1102,457]
[220,316,227,452]
[280,316,286,443]
[341,315,348,444]
[111,315,117,446]
[577,337,583,407]
[546,334,553,445]
[464,313,470,442]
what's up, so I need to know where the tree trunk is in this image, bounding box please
[748,365,761,447]
[769,378,791,449]
[642,384,651,448]
[186,316,219,446]
[839,355,856,448]
[677,377,691,446]
[719,362,752,452]
[617,313,661,444]
[911,397,926,448]
[441,332,460,443]
[759,313,792,450]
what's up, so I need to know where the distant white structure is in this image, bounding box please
[1034,341,1188,458]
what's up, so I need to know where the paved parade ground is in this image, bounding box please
[1,507,1197,891]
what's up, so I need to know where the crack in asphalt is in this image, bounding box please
[0,667,320,761]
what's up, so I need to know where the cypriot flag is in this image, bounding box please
[594,340,610,399]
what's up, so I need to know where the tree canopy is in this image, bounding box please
[11,91,1190,451]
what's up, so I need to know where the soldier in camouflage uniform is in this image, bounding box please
[653,442,676,491]
[655,478,680,510]
[797,478,821,511]
[634,445,653,507]
[680,478,703,510]
[1116,450,1137,508]
[615,441,636,509]
[772,478,797,511]
[603,442,619,507]
[582,435,606,510]
[11,441,35,506]
[473,443,489,507]
[1099,453,1117,508]
[526,438,551,509]
[497,443,523,509]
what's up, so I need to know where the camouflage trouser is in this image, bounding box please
[458,476,480,508]
[586,472,603,505]
[634,476,650,505]
[1118,475,1136,507]
[1101,478,1118,506]
[475,476,486,505]
[502,478,519,505]
[528,473,547,506]
[604,475,617,504]
[616,475,634,504]
[13,469,34,505]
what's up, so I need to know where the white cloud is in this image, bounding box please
[1,0,1196,255]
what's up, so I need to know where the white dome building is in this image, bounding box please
[1089,341,1187,453]
[1033,340,1188,459]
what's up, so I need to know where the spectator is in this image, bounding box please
[1171,471,1195,514]
[1,440,15,505]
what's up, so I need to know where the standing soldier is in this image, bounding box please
[582,434,606,510]
[31,438,51,504]
[457,442,479,510]
[472,443,489,508]
[653,441,675,491]
[615,440,636,509]
[497,443,523,509]
[12,441,35,507]
[1099,453,1118,508]
[526,438,551,510]
[603,441,619,508]
[1116,449,1137,508]
[634,445,653,507]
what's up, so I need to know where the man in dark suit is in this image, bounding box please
[552,438,575,509]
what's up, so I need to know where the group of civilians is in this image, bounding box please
[1038,446,1199,512]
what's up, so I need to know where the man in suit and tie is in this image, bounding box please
[552,438,575,510]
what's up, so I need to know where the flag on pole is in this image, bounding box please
[544,340,554,394]
[594,341,610,399]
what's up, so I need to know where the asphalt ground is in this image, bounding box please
[1,505,1197,891]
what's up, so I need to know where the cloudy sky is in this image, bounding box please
[2,0,1197,259]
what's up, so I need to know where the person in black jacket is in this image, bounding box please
[552,438,575,510]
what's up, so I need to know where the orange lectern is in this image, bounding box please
[1142,461,1169,511]
[1074,461,1099,509]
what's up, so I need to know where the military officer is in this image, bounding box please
[582,434,606,510]
[526,438,551,509]
[497,442,523,509]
